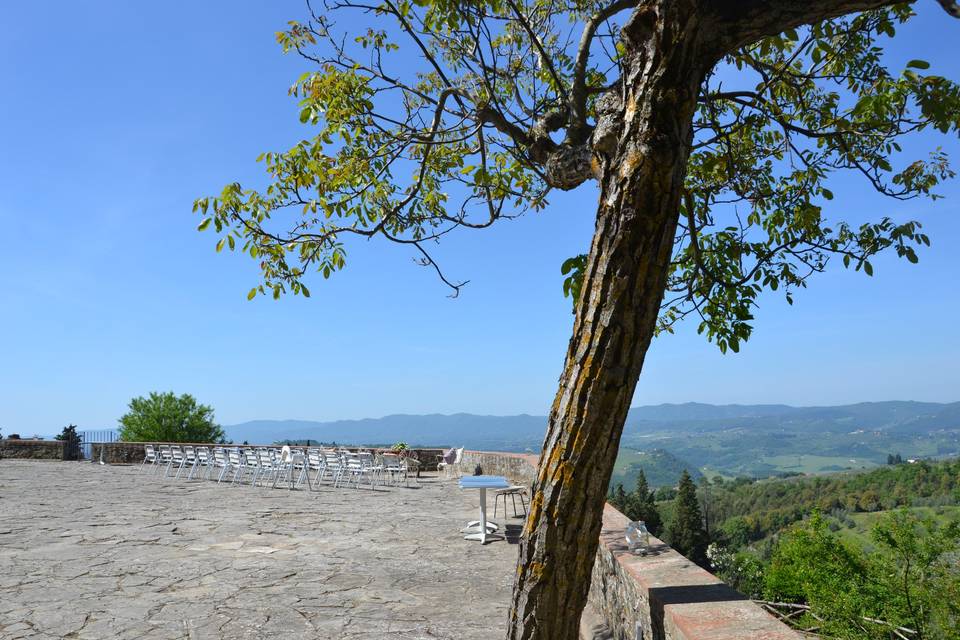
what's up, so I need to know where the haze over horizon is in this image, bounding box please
[229,397,959,424]
[2,2,959,435]
[20,399,960,440]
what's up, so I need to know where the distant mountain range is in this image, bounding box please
[225,413,547,450]
[225,400,960,451]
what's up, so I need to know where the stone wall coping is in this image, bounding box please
[464,449,539,465]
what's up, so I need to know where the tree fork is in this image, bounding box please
[506,3,710,639]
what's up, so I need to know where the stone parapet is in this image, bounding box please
[91,442,144,464]
[463,449,801,640]
[0,439,66,460]
[460,450,538,486]
[590,505,800,640]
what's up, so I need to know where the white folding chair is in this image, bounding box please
[254,448,278,486]
[438,447,464,479]
[306,449,324,489]
[190,446,211,480]
[240,448,261,485]
[227,448,246,485]
[179,446,197,480]
[156,445,172,475]
[381,453,406,486]
[165,446,186,478]
[212,447,231,483]
[139,444,158,473]
[320,450,341,484]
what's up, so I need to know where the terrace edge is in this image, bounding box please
[461,450,801,640]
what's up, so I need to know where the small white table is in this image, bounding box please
[459,475,510,544]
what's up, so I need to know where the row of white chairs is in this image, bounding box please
[138,444,416,490]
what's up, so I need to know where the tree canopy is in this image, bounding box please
[765,511,960,639]
[53,424,78,442]
[118,392,224,444]
[196,1,959,353]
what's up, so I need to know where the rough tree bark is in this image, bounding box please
[507,3,710,638]
[505,0,960,638]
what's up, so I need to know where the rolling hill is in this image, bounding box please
[224,400,960,479]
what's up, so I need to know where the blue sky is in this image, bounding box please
[1,2,958,436]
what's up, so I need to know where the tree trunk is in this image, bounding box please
[507,4,709,639]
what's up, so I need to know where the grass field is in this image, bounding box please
[612,449,641,476]
[762,454,879,474]
[833,506,960,549]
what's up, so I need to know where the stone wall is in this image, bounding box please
[0,439,65,460]
[94,442,444,470]
[460,450,538,486]
[589,505,800,640]
[462,450,801,640]
[92,442,145,464]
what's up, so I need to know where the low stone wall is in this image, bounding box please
[94,442,444,470]
[395,448,444,472]
[0,439,65,460]
[463,450,801,640]
[590,506,800,640]
[92,442,145,464]
[461,450,538,486]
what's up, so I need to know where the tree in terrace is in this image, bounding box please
[118,392,224,444]
[195,1,960,637]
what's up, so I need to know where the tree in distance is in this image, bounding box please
[625,469,663,536]
[668,470,709,566]
[54,424,78,442]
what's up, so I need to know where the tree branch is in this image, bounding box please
[569,0,637,142]
[702,0,960,60]
[505,0,570,104]
[936,0,960,18]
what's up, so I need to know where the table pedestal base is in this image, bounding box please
[464,531,503,544]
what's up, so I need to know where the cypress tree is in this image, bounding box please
[625,469,663,536]
[610,483,629,512]
[667,470,708,566]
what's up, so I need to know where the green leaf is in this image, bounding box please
[246,287,258,301]
[197,218,212,232]
[907,59,930,70]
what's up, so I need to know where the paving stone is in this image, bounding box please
[0,460,522,639]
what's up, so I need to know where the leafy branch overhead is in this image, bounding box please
[196,0,960,352]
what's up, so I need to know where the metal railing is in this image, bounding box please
[78,430,119,461]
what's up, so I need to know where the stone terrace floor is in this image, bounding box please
[0,460,524,639]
